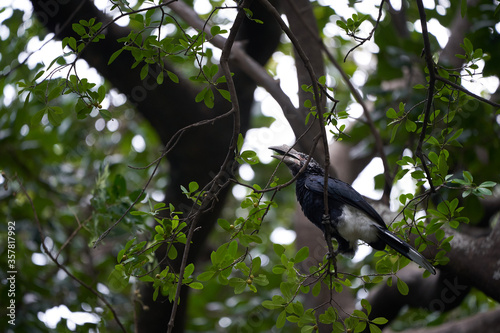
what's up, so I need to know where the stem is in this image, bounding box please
[415,0,436,193]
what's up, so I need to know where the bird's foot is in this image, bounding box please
[325,251,338,278]
[321,214,331,226]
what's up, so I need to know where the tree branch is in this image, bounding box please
[166,0,307,138]
[415,0,437,193]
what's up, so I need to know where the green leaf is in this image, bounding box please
[463,170,473,183]
[197,270,215,282]
[47,85,63,101]
[139,275,154,282]
[31,108,47,125]
[47,107,62,126]
[438,151,448,176]
[428,151,439,165]
[361,299,371,315]
[273,243,285,256]
[479,181,497,188]
[167,246,177,260]
[277,310,286,328]
[189,282,203,290]
[236,133,244,153]
[97,85,106,102]
[240,150,259,165]
[108,49,123,64]
[371,317,388,325]
[156,71,164,85]
[294,246,309,263]
[188,181,199,193]
[184,263,195,278]
[386,108,397,119]
[396,277,409,295]
[463,38,473,54]
[72,23,86,36]
[369,323,383,333]
[405,119,417,132]
[217,218,231,231]
[390,123,400,143]
[99,109,112,121]
[312,281,321,297]
[461,0,467,18]
[217,88,231,102]
[167,70,179,83]
[140,64,149,80]
[195,87,206,103]
[201,87,214,108]
[210,25,221,36]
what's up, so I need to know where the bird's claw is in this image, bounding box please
[324,251,338,278]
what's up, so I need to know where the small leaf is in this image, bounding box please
[195,87,206,103]
[157,71,164,85]
[461,0,467,18]
[369,323,383,333]
[47,107,62,126]
[463,170,473,183]
[217,88,231,102]
[167,70,179,83]
[189,282,203,290]
[396,277,409,295]
[72,23,86,36]
[31,108,47,125]
[294,247,309,263]
[386,108,397,119]
[108,49,123,64]
[372,317,388,325]
[197,271,215,282]
[276,310,286,328]
[140,64,149,80]
[405,119,417,132]
[210,25,221,36]
[99,109,112,121]
[479,181,496,188]
[390,123,400,143]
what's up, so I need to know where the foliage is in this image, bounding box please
[1,0,499,332]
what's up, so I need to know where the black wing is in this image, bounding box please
[304,175,387,228]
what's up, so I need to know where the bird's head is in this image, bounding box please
[269,144,321,176]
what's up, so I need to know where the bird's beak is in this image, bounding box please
[269,145,301,166]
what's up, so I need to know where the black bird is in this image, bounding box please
[270,144,436,275]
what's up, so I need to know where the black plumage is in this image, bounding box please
[270,144,436,275]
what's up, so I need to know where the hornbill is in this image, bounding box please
[270,144,436,275]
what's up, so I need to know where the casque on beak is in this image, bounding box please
[269,145,302,170]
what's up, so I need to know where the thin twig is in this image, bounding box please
[166,0,248,330]
[344,0,386,61]
[258,0,339,270]
[15,176,126,332]
[415,0,436,193]
[435,75,500,109]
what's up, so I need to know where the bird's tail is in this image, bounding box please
[373,225,436,275]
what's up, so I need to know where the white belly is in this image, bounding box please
[337,205,380,244]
